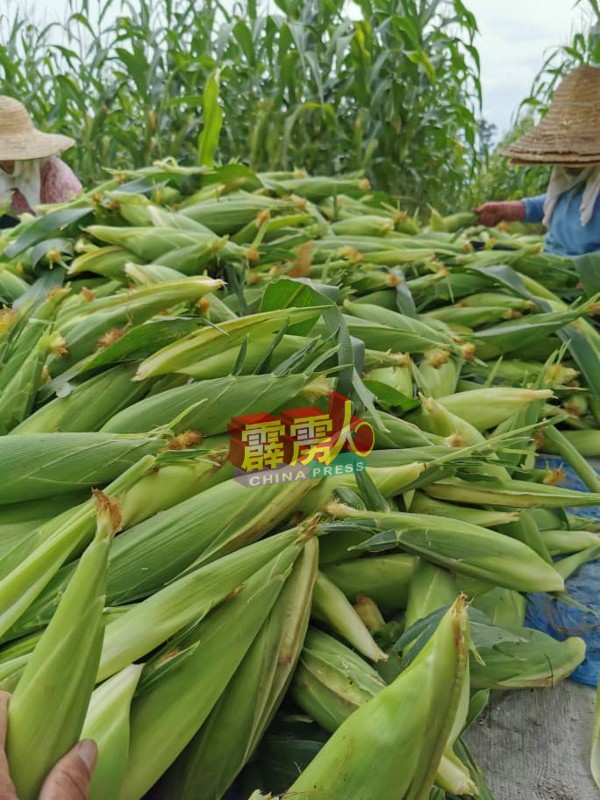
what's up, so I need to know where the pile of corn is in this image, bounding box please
[0,161,599,799]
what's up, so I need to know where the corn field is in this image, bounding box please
[0,0,482,209]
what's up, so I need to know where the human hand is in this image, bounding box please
[473,201,526,227]
[0,691,97,800]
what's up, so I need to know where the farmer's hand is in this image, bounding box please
[474,200,526,227]
[0,691,98,800]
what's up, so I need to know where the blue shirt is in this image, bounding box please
[523,188,600,256]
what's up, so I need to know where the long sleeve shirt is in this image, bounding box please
[523,188,600,256]
[9,156,82,215]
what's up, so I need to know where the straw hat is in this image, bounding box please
[502,65,600,166]
[0,95,74,161]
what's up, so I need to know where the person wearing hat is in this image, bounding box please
[0,95,81,229]
[474,64,600,257]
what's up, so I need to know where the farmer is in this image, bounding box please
[0,95,82,229]
[475,64,600,257]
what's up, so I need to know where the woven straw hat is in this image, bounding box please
[0,95,74,161]
[502,65,600,166]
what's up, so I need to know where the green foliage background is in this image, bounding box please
[0,0,598,210]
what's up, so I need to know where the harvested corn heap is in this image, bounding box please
[0,161,597,799]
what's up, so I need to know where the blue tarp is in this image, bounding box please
[526,455,600,686]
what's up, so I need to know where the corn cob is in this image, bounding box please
[118,201,214,233]
[0,492,87,558]
[541,425,600,492]
[331,215,395,237]
[9,454,303,639]
[495,510,552,562]
[431,210,477,233]
[59,316,201,381]
[404,559,458,635]
[457,292,537,311]
[0,629,43,690]
[425,304,521,329]
[368,410,441,448]
[102,372,309,435]
[0,288,67,392]
[343,300,456,351]
[0,432,162,505]
[555,544,600,579]
[470,627,586,690]
[290,627,387,733]
[5,524,302,685]
[156,239,231,274]
[134,307,325,380]
[408,492,520,527]
[98,525,309,681]
[86,224,221,259]
[0,266,28,303]
[322,554,417,612]
[416,350,460,398]
[302,593,471,795]
[281,596,469,800]
[155,332,316,381]
[11,363,149,434]
[264,176,370,201]
[467,358,579,388]
[180,194,299,232]
[8,445,228,636]
[473,307,589,359]
[301,462,426,516]
[312,571,387,662]
[6,491,119,800]
[437,387,554,431]
[68,245,141,280]
[325,503,564,592]
[353,288,399,309]
[409,394,510,480]
[367,361,414,397]
[81,664,143,800]
[541,528,600,556]
[119,546,301,800]
[0,333,51,434]
[159,535,318,800]
[424,476,600,508]
[354,594,386,632]
[125,261,187,286]
[49,277,223,374]
[0,454,157,638]
[472,587,526,629]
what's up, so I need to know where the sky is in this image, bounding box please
[16,0,593,137]
[467,0,587,137]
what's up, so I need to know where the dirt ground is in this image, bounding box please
[465,680,599,800]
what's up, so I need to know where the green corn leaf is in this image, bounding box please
[198,69,223,168]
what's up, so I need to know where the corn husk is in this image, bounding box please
[470,627,586,690]
[6,491,119,800]
[282,597,470,800]
[325,503,564,593]
[0,432,162,505]
[322,554,417,612]
[119,546,301,800]
[312,571,388,662]
[81,664,144,800]
[160,536,318,800]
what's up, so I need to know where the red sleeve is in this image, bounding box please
[40,157,82,204]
